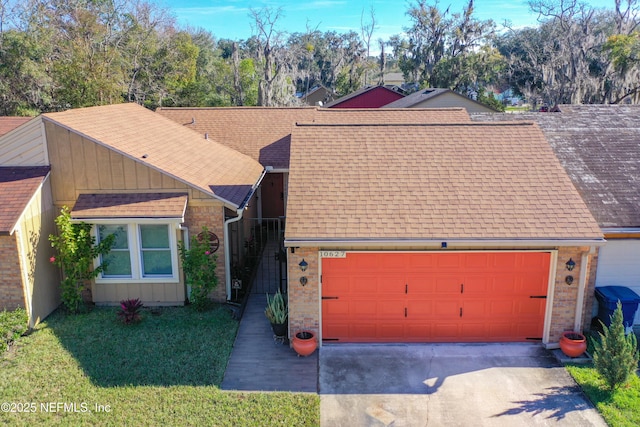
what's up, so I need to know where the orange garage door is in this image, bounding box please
[322,252,550,343]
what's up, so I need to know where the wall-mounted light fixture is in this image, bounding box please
[566,258,575,271]
[299,259,308,272]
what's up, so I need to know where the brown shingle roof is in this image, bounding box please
[0,166,50,233]
[285,122,602,242]
[43,103,264,208]
[156,107,317,170]
[0,117,32,137]
[71,193,188,219]
[471,105,640,228]
[156,107,471,169]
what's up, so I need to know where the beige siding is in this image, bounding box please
[44,121,191,206]
[413,93,496,113]
[0,118,48,166]
[16,176,60,326]
[44,120,224,306]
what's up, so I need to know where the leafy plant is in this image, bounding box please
[0,307,28,353]
[178,226,219,311]
[49,206,115,313]
[265,290,287,324]
[117,299,144,324]
[593,301,640,391]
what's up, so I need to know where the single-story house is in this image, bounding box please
[297,84,335,106]
[384,88,498,113]
[0,103,607,348]
[472,104,640,325]
[325,85,405,108]
[0,117,59,327]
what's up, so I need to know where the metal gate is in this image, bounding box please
[228,217,286,298]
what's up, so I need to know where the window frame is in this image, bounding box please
[91,218,181,284]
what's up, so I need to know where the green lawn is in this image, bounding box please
[0,306,319,426]
[567,365,640,427]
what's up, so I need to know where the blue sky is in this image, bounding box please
[154,0,611,43]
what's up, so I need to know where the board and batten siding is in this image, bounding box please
[43,120,215,206]
[44,120,224,306]
[0,118,48,166]
[595,239,640,325]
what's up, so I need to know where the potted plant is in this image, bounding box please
[265,290,287,337]
[292,330,317,357]
[559,331,587,358]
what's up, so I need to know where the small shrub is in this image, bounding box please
[49,206,115,313]
[0,308,28,353]
[265,290,287,324]
[117,299,144,324]
[178,226,218,311]
[593,301,640,391]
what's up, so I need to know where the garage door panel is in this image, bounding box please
[321,251,551,343]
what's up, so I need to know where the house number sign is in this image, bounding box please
[319,251,346,258]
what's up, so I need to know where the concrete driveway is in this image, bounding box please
[319,343,606,427]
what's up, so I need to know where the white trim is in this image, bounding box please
[72,217,183,225]
[602,227,640,234]
[574,248,593,331]
[93,222,180,284]
[286,238,605,248]
[542,250,559,345]
[40,119,50,165]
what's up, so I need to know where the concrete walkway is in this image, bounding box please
[320,343,606,427]
[221,292,318,392]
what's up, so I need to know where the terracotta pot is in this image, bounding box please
[292,331,317,357]
[559,331,587,358]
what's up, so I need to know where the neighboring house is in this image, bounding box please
[285,119,603,347]
[324,85,405,108]
[297,84,335,106]
[0,103,608,349]
[472,104,640,325]
[0,117,59,327]
[384,88,498,113]
[381,72,405,87]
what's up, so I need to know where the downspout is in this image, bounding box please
[574,247,595,332]
[179,225,190,300]
[224,166,271,300]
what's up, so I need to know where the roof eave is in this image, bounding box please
[284,237,607,248]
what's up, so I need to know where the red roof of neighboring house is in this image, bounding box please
[324,85,405,108]
[285,122,602,243]
[0,166,50,234]
[0,117,32,137]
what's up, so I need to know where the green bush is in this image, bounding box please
[178,226,218,311]
[593,301,640,391]
[49,206,115,313]
[0,307,28,353]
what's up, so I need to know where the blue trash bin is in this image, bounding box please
[594,286,640,328]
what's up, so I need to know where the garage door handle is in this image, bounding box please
[322,296,339,300]
[529,295,547,299]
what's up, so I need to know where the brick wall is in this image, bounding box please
[287,247,319,338]
[183,202,227,301]
[0,235,25,310]
[548,246,596,343]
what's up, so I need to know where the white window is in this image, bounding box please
[95,221,179,283]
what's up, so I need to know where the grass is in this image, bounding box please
[567,365,640,427]
[0,305,319,426]
[0,308,28,353]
